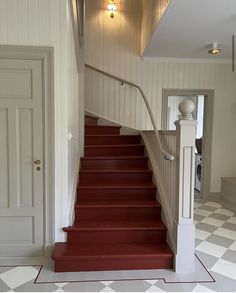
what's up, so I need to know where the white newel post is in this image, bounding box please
[174,99,197,273]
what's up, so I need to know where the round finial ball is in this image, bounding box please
[178,99,195,115]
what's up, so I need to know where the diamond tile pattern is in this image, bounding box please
[1,200,236,292]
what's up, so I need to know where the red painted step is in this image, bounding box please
[77,185,157,201]
[85,115,98,125]
[75,204,161,222]
[81,156,148,169]
[79,169,152,185]
[85,145,144,157]
[53,242,173,272]
[85,125,121,135]
[64,220,167,244]
[85,135,140,145]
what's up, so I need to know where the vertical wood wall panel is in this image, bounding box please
[85,0,236,193]
[17,0,29,44]
[0,109,9,208]
[0,0,80,240]
[38,0,50,44]
[6,0,18,43]
[28,0,39,44]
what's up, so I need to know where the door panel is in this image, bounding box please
[0,58,44,257]
[18,109,34,207]
[0,68,32,99]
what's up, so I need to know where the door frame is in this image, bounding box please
[162,89,214,199]
[0,45,54,255]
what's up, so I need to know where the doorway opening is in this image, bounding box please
[162,89,214,199]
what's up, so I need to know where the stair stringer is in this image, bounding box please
[141,132,176,255]
[68,152,81,226]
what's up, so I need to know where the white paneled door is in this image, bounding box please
[0,58,44,256]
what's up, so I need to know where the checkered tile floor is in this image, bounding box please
[1,200,236,292]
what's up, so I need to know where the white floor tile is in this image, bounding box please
[214,208,234,217]
[195,229,211,240]
[0,266,38,289]
[194,203,203,209]
[196,241,227,258]
[145,280,158,285]
[195,209,212,217]
[229,241,236,251]
[212,259,236,280]
[100,287,116,292]
[201,217,224,227]
[146,285,164,292]
[205,202,222,208]
[54,283,68,288]
[227,217,236,224]
[192,284,215,292]
[101,281,115,286]
[214,227,236,241]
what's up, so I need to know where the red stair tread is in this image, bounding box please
[85,134,138,136]
[85,144,143,148]
[86,125,121,128]
[53,242,173,259]
[85,135,140,138]
[66,219,166,230]
[80,169,152,173]
[78,184,156,189]
[81,156,147,159]
[76,199,160,208]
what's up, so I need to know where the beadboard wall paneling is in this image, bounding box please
[141,0,169,55]
[142,130,177,250]
[84,0,236,193]
[0,0,81,241]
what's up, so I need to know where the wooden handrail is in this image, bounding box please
[85,64,174,161]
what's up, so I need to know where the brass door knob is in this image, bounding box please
[34,160,41,165]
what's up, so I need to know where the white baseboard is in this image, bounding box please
[0,256,49,266]
[202,192,221,201]
[44,244,54,257]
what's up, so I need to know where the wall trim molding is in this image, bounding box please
[203,192,221,201]
[142,56,232,64]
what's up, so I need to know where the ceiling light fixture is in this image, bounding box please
[107,0,117,18]
[208,42,221,55]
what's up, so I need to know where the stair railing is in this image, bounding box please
[85,64,174,161]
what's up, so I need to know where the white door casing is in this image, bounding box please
[0,57,45,256]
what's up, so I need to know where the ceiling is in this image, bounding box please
[143,0,236,60]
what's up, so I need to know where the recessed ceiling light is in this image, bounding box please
[208,42,221,55]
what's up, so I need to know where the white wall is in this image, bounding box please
[141,0,169,55]
[84,0,236,193]
[0,0,82,241]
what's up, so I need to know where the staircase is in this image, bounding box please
[52,115,174,272]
